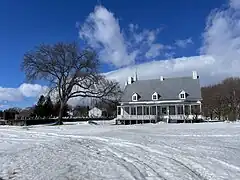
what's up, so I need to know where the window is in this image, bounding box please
[132,95,138,101]
[191,105,200,115]
[150,106,156,115]
[144,106,149,115]
[161,106,167,115]
[180,94,185,99]
[137,106,142,115]
[177,105,183,115]
[130,107,136,115]
[152,92,159,100]
[169,106,176,115]
[179,90,186,99]
[185,105,190,115]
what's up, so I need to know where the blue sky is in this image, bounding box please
[1,0,240,109]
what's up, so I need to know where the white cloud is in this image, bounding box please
[0,84,48,102]
[175,38,193,48]
[105,0,240,87]
[200,0,240,75]
[104,55,221,87]
[145,44,164,58]
[0,104,9,109]
[145,43,173,59]
[129,23,139,32]
[164,52,176,59]
[230,0,240,9]
[79,6,166,67]
[19,84,48,98]
[0,87,23,102]
[79,5,136,67]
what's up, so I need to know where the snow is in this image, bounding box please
[0,122,240,180]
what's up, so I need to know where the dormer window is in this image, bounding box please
[179,90,186,100]
[180,94,185,99]
[152,92,159,100]
[132,93,139,101]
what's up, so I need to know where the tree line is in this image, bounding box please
[0,95,119,120]
[202,77,240,121]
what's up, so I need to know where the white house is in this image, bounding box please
[117,71,202,124]
[88,107,107,118]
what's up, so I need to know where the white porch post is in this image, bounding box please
[190,105,193,123]
[199,103,202,119]
[135,106,138,118]
[117,106,118,117]
[155,105,157,123]
[190,105,192,115]
[128,106,130,120]
[136,106,138,124]
[183,105,185,123]
[183,105,185,115]
[167,106,169,123]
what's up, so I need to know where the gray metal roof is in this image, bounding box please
[121,76,202,102]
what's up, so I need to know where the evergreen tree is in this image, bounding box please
[37,95,45,106]
[33,95,54,118]
[0,110,3,119]
[33,95,46,118]
[44,96,54,117]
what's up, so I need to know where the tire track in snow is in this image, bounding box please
[105,146,168,180]
[105,147,148,180]
[11,131,210,179]
[2,127,239,179]
[88,136,210,180]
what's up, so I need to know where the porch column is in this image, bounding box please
[128,106,130,119]
[167,106,170,123]
[136,106,138,124]
[136,106,137,119]
[189,105,192,123]
[117,106,118,116]
[183,104,185,116]
[142,105,144,121]
[183,104,186,123]
[199,103,202,120]
[156,105,157,123]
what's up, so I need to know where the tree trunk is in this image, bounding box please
[56,102,65,125]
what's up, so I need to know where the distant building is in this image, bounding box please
[88,107,107,118]
[117,71,202,124]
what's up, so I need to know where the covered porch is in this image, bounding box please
[116,103,202,124]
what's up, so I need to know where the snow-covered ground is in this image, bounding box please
[0,122,240,180]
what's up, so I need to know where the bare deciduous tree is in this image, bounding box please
[202,77,240,121]
[21,42,121,124]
